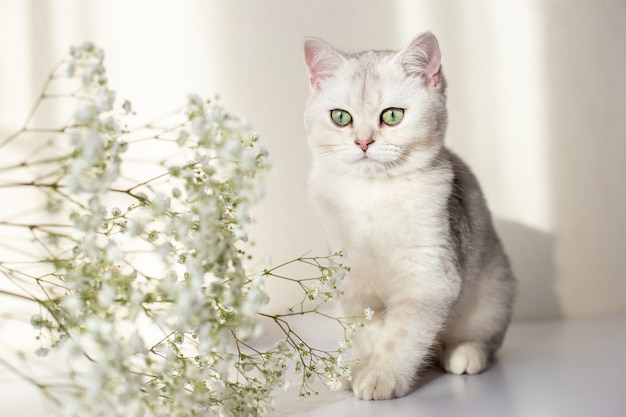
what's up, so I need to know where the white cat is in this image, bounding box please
[303,32,516,400]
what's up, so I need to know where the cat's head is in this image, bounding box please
[303,32,447,178]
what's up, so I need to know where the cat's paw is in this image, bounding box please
[352,368,410,400]
[440,342,489,375]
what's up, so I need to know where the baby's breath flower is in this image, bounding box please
[95,86,115,112]
[275,339,291,354]
[35,348,50,357]
[121,100,132,114]
[0,42,361,417]
[326,375,342,391]
[338,339,349,352]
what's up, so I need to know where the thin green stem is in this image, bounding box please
[0,288,40,303]
[0,59,65,149]
[0,357,63,406]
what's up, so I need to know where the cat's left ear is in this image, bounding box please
[304,37,344,91]
[397,31,442,87]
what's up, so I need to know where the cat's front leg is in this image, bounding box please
[351,268,460,400]
[343,310,385,389]
[351,300,445,400]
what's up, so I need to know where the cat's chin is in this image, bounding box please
[316,156,386,177]
[345,156,400,177]
[345,145,418,176]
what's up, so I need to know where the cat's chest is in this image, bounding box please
[341,180,415,222]
[311,172,448,249]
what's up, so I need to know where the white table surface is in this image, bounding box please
[1,316,624,416]
[272,316,626,417]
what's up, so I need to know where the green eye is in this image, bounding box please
[381,108,404,126]
[330,109,352,127]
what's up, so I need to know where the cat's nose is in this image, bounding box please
[356,139,374,151]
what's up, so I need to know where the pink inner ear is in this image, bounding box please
[304,44,321,86]
[304,38,343,89]
[432,71,441,86]
[399,32,442,86]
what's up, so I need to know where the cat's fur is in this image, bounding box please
[303,32,516,400]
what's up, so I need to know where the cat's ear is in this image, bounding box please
[397,31,442,87]
[304,37,344,90]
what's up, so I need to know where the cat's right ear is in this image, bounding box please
[304,38,344,91]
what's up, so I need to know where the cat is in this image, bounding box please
[302,31,516,401]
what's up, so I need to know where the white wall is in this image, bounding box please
[1,0,625,328]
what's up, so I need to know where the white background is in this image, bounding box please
[1,0,625,331]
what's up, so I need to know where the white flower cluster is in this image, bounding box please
[66,42,124,195]
[0,43,362,417]
[260,253,360,397]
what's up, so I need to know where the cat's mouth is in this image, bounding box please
[340,145,404,170]
[355,151,390,165]
[352,153,393,171]
[356,153,375,163]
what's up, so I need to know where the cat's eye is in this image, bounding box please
[330,109,353,127]
[380,108,404,126]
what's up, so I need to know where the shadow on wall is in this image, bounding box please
[495,219,562,321]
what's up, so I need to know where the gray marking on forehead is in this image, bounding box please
[347,50,392,114]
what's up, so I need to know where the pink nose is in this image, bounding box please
[356,139,374,151]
